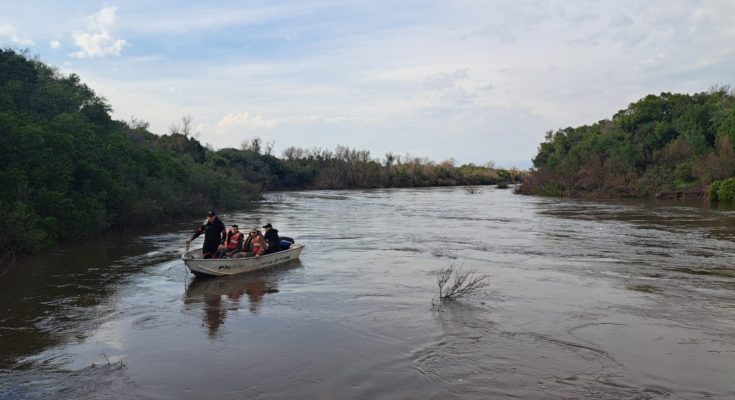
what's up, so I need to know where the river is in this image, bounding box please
[1,187,734,399]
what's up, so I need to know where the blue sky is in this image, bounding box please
[2,1,734,167]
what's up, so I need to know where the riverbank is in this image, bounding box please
[516,177,709,201]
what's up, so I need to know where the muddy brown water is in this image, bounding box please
[1,187,734,399]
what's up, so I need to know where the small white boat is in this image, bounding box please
[181,244,305,277]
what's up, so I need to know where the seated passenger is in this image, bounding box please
[262,223,281,254]
[242,227,266,257]
[223,225,245,258]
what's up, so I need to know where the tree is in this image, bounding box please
[524,89,735,198]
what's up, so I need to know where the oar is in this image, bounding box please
[182,241,191,258]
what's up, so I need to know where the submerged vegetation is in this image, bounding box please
[0,49,517,259]
[520,88,735,200]
[434,264,490,304]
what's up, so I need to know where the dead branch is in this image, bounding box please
[436,264,490,302]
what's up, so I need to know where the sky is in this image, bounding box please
[1,1,734,168]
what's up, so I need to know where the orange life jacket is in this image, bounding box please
[226,232,243,250]
[251,236,265,254]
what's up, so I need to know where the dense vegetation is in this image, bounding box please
[0,49,514,259]
[0,49,256,259]
[708,177,735,203]
[520,88,735,200]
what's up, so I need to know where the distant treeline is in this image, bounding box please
[271,145,521,189]
[0,49,517,258]
[519,89,735,200]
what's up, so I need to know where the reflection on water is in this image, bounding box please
[1,187,734,399]
[183,265,299,336]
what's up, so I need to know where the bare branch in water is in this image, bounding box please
[435,264,490,302]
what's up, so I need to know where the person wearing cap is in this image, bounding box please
[242,227,266,257]
[223,225,245,258]
[186,211,227,258]
[262,223,282,254]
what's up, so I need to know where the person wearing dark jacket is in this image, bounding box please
[186,211,227,258]
[262,223,281,254]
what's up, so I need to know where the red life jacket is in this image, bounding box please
[226,232,243,250]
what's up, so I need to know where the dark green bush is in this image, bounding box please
[714,178,735,203]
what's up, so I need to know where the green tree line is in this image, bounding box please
[520,88,735,200]
[0,49,515,259]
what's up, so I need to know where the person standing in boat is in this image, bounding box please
[262,223,282,254]
[186,210,227,258]
[223,225,245,258]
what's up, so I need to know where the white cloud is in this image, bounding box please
[49,40,61,49]
[124,3,314,35]
[0,22,35,45]
[218,112,279,129]
[424,69,470,91]
[71,6,127,58]
[54,0,735,167]
[216,112,362,130]
[438,87,477,106]
[609,13,633,28]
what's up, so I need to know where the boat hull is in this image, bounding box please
[182,244,304,277]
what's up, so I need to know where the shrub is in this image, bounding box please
[464,185,480,194]
[716,177,735,203]
[537,181,564,196]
